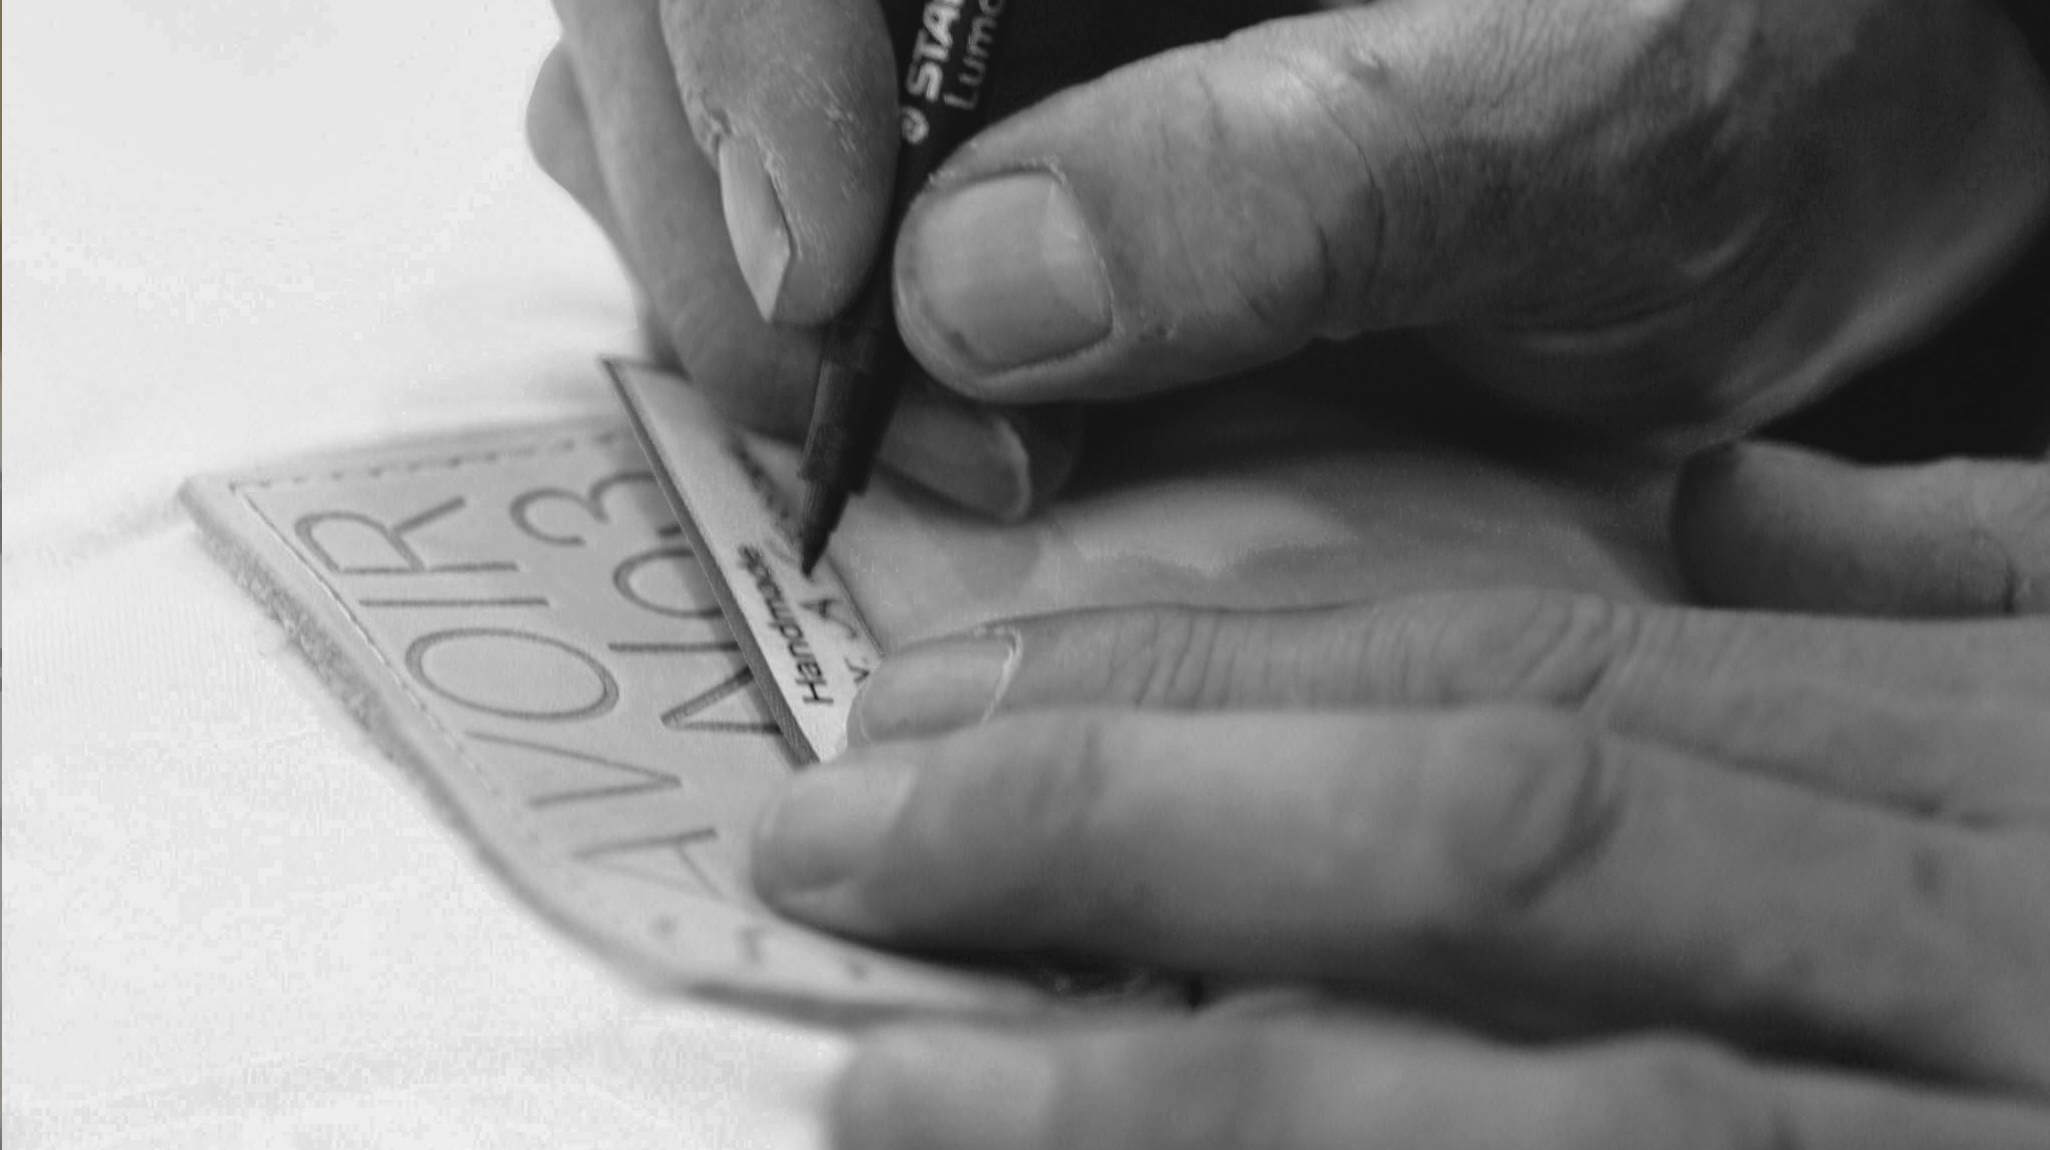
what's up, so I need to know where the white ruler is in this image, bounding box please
[612,359,884,764]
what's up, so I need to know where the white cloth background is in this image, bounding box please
[4,4,848,1146]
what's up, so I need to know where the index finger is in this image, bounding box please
[846,593,2050,819]
[659,0,899,324]
[554,0,827,434]
[1676,443,2050,618]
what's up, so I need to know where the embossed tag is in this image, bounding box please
[183,417,1040,1018]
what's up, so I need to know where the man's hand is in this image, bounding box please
[823,1006,2050,1150]
[749,442,2050,1146]
[531,0,2048,507]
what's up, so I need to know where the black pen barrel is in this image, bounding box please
[796,0,1020,569]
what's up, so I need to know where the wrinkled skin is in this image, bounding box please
[758,444,2050,1150]
[532,0,2049,513]
[528,1,2050,1145]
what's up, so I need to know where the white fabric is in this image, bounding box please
[3,4,847,1146]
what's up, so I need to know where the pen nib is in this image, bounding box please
[796,483,848,577]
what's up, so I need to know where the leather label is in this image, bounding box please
[184,413,1037,1018]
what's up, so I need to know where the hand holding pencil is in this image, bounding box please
[530,1,2050,1147]
[535,0,2045,514]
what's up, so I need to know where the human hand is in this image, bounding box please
[821,999,2050,1149]
[528,0,1201,519]
[813,371,1683,645]
[751,441,2050,1145]
[531,0,2049,507]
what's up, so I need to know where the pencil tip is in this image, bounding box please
[796,483,845,577]
[798,531,824,577]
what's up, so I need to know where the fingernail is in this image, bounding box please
[882,392,1035,520]
[834,1030,1054,1150]
[900,172,1112,373]
[883,397,1085,521]
[717,135,792,322]
[851,629,1020,746]
[1674,442,1806,530]
[753,759,916,902]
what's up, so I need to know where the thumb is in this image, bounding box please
[1674,442,2050,618]
[891,0,1729,401]
[891,0,2050,430]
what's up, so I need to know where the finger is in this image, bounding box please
[657,0,896,325]
[1677,442,2050,617]
[757,708,2050,1086]
[556,0,820,431]
[1576,674,2050,824]
[891,1,1649,398]
[834,1019,2050,1150]
[528,43,682,363]
[527,44,626,256]
[890,0,2050,430]
[846,593,2050,817]
[552,0,1074,519]
[654,0,1147,326]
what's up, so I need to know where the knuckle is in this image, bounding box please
[1147,58,1287,337]
[959,713,1132,926]
[1969,464,2050,614]
[1124,1023,1303,1150]
[976,713,1120,850]
[1362,591,1635,709]
[1344,594,1488,704]
[655,0,729,156]
[1619,1043,1754,1120]
[524,46,585,179]
[1880,839,2050,1085]
[1215,33,1397,339]
[1138,36,1388,345]
[660,0,779,163]
[1501,593,1642,707]
[830,1031,936,1150]
[1563,1041,1780,1149]
[1426,710,1627,928]
[1272,45,1404,332]
[912,713,1130,938]
[1097,606,1228,709]
[657,310,817,437]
